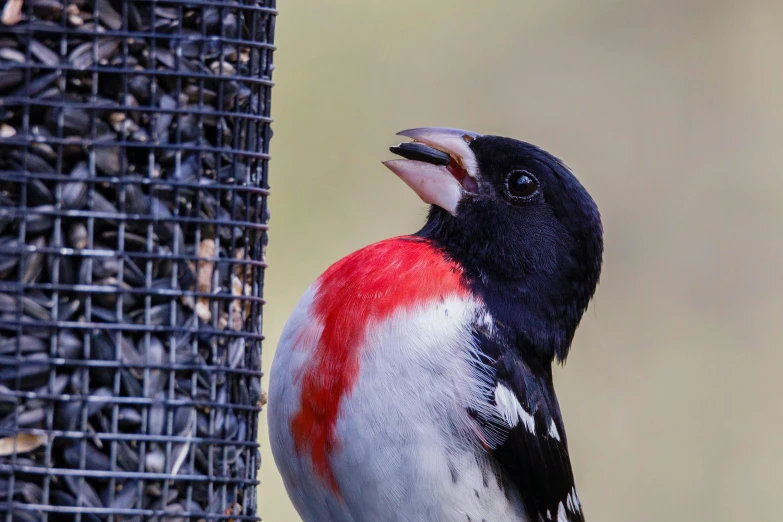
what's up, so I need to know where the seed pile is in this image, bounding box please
[0,0,274,519]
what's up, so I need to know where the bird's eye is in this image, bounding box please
[506,170,538,199]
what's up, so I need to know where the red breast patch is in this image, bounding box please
[290,236,468,495]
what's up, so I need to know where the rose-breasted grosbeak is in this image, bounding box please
[268,127,603,522]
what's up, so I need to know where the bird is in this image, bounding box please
[268,127,603,522]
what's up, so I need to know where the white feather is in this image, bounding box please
[269,291,530,521]
[572,487,582,512]
[549,418,561,441]
[558,501,569,522]
[494,383,536,434]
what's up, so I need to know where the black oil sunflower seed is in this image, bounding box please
[390,141,452,165]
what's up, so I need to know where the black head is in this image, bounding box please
[385,128,603,361]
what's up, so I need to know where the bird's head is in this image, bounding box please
[385,127,603,361]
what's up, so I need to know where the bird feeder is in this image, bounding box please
[0,0,275,518]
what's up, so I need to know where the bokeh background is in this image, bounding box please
[260,1,783,521]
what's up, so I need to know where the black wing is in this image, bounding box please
[469,331,585,522]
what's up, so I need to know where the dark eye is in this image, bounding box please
[507,170,538,198]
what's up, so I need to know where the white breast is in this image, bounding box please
[268,289,528,522]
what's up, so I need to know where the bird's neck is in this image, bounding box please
[416,207,598,362]
[467,270,585,362]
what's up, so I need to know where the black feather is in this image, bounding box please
[470,329,584,522]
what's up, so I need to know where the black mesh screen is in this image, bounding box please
[0,0,275,519]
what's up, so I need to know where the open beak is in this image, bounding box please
[383,127,482,215]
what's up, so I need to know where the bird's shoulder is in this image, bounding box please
[315,235,467,302]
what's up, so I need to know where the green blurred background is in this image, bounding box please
[259,1,783,521]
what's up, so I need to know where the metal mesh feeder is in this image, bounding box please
[0,0,275,519]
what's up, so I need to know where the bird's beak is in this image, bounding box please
[384,127,482,216]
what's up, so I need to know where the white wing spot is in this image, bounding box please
[494,384,535,433]
[557,501,569,522]
[480,310,494,335]
[548,419,561,441]
[563,486,582,516]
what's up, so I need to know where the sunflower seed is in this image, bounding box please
[91,190,118,217]
[0,69,24,90]
[68,38,121,70]
[0,48,26,64]
[56,331,82,359]
[0,433,46,456]
[67,222,88,249]
[0,478,42,504]
[94,143,124,175]
[0,123,16,137]
[21,236,47,283]
[0,335,46,355]
[27,178,54,205]
[9,70,60,98]
[15,406,45,428]
[61,161,91,209]
[28,0,63,19]
[115,439,139,471]
[29,40,59,67]
[63,442,112,472]
[64,474,103,508]
[0,353,51,388]
[50,490,102,522]
[10,149,54,173]
[107,479,138,510]
[0,0,22,24]
[95,0,121,30]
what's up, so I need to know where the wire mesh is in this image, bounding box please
[0,0,275,519]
